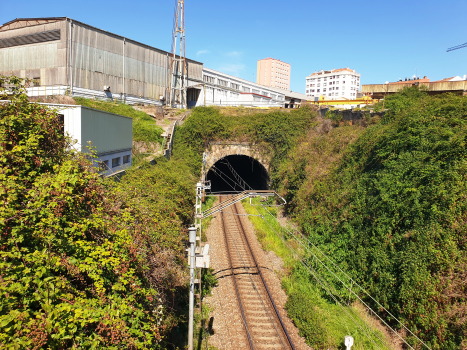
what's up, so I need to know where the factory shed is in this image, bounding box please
[0,17,203,104]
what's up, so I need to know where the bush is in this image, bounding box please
[285,89,467,349]
[0,77,192,348]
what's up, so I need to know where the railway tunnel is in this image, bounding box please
[206,155,270,192]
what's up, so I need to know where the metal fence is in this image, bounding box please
[26,84,164,106]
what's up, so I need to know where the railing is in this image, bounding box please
[26,84,165,106]
[162,120,178,160]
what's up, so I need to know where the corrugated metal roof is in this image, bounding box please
[0,17,203,65]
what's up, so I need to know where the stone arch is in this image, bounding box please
[204,142,270,174]
[203,142,271,192]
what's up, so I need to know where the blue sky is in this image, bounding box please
[1,0,466,93]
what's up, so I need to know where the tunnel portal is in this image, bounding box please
[206,155,270,192]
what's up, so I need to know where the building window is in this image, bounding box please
[99,160,109,171]
[243,87,250,92]
[336,87,339,90]
[328,93,331,96]
[231,83,239,90]
[218,79,228,87]
[32,77,40,86]
[123,155,130,164]
[112,157,120,168]
[203,75,215,84]
[323,88,326,92]
[317,89,320,92]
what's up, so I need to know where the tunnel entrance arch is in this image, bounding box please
[206,155,270,192]
[203,142,271,192]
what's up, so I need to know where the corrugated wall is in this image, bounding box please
[0,18,203,101]
[0,20,67,85]
[71,21,202,100]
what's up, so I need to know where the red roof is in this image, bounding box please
[310,68,355,76]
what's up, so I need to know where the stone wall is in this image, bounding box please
[319,108,385,122]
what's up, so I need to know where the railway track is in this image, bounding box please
[219,195,295,350]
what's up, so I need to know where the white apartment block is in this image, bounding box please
[305,68,361,100]
[195,67,285,108]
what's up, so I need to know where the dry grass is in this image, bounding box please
[352,301,406,350]
[28,95,76,105]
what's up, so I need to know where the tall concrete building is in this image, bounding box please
[305,68,360,100]
[257,58,291,90]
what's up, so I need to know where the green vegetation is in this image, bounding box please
[74,97,164,144]
[277,87,467,349]
[243,199,389,349]
[4,78,464,348]
[0,77,195,348]
[175,106,316,180]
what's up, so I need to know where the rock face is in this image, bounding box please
[204,142,270,177]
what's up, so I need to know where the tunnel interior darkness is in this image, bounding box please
[206,155,270,192]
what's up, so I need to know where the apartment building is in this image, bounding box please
[257,58,291,90]
[305,68,360,100]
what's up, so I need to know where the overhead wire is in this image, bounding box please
[259,204,431,350]
[210,165,386,346]
[207,158,429,349]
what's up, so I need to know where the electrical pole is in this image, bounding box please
[188,226,196,350]
[168,0,187,108]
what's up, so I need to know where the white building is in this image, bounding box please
[192,67,285,108]
[40,104,133,176]
[305,68,361,101]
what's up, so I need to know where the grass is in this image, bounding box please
[73,97,164,144]
[242,198,392,350]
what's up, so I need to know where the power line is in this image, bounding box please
[447,42,467,52]
[209,162,429,348]
[259,204,431,350]
[209,167,387,346]
[254,207,388,349]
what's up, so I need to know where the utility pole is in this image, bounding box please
[168,0,187,108]
[187,180,211,350]
[188,226,196,350]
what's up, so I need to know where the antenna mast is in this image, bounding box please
[168,0,186,108]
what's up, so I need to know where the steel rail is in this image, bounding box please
[220,201,255,350]
[231,200,296,350]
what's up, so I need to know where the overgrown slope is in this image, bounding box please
[0,77,195,348]
[279,88,467,349]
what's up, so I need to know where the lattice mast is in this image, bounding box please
[168,0,186,108]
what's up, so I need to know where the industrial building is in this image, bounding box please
[306,68,361,101]
[257,57,291,91]
[196,67,285,108]
[362,77,467,99]
[41,103,133,176]
[0,17,203,105]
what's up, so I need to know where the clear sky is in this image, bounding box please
[1,0,466,93]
